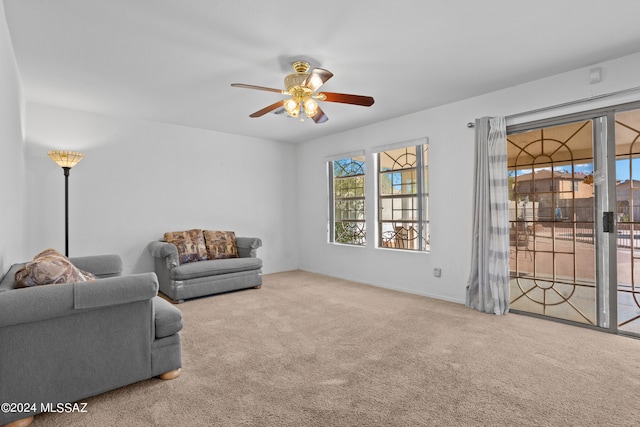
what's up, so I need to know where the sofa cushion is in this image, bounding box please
[204,230,239,259]
[153,296,183,338]
[169,257,262,281]
[163,229,208,264]
[15,248,96,288]
[69,254,123,278]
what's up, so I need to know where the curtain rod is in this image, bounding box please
[466,85,640,128]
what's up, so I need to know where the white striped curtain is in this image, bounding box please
[466,116,510,315]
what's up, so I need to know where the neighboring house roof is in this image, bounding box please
[616,179,640,188]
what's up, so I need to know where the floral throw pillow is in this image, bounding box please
[15,248,96,288]
[164,229,208,264]
[203,230,239,260]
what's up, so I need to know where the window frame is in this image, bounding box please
[328,154,367,246]
[374,138,430,252]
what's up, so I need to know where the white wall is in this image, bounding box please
[24,104,298,275]
[16,45,640,302]
[0,2,26,273]
[296,52,640,304]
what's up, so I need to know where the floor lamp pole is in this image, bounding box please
[48,150,84,258]
[63,167,70,257]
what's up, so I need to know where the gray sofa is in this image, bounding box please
[148,237,263,303]
[0,254,183,427]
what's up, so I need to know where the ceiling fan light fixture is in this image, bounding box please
[303,97,318,118]
[284,98,299,117]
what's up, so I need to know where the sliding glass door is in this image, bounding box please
[507,105,640,337]
[615,108,640,334]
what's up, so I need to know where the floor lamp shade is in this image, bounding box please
[48,150,84,257]
[48,150,84,168]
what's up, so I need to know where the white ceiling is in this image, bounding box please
[4,0,640,144]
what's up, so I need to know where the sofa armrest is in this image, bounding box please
[153,296,183,338]
[69,254,123,278]
[148,241,180,269]
[0,272,158,328]
[74,273,158,309]
[236,237,262,258]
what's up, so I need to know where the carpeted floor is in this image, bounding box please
[32,270,640,426]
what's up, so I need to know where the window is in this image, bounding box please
[377,142,429,251]
[329,155,366,245]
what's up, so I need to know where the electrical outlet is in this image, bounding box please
[433,268,441,277]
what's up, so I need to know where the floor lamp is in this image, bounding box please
[48,150,84,257]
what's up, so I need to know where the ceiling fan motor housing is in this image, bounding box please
[284,73,307,92]
[284,61,311,92]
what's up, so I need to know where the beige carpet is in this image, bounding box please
[32,271,640,426]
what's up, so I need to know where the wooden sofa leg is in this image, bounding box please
[4,416,34,427]
[159,368,182,380]
[254,285,262,289]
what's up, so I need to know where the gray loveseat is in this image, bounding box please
[149,237,263,303]
[0,254,183,427]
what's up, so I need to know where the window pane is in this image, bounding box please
[335,175,364,198]
[332,156,366,246]
[377,143,429,251]
[380,198,393,221]
[380,146,417,171]
[379,172,396,196]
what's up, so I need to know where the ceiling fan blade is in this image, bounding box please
[231,83,285,94]
[320,92,375,107]
[249,100,285,118]
[311,106,328,124]
[302,68,333,92]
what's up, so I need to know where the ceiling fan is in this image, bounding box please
[231,61,374,124]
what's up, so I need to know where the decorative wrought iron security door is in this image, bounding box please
[508,120,597,324]
[508,106,640,337]
[615,108,640,335]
